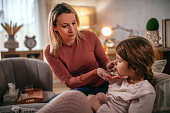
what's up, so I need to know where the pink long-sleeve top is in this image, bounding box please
[97,79,156,113]
[45,31,110,89]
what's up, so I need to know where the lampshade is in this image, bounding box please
[101,27,113,37]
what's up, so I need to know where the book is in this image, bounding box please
[17,88,43,104]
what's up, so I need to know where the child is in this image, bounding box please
[37,36,156,113]
[88,36,156,113]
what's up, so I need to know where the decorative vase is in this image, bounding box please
[4,35,19,51]
[146,30,161,47]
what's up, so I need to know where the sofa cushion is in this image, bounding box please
[153,72,170,113]
[152,59,167,73]
[0,58,53,103]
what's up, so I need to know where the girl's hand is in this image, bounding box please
[96,93,108,104]
[87,94,101,112]
[97,68,111,81]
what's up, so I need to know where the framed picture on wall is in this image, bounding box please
[162,19,170,48]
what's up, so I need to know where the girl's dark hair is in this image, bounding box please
[116,36,156,85]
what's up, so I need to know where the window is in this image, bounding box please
[0,0,38,51]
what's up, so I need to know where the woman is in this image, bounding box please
[45,3,112,96]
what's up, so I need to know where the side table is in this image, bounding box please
[1,50,44,60]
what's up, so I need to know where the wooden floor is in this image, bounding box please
[53,79,69,94]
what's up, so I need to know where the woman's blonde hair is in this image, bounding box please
[116,36,156,85]
[48,3,83,55]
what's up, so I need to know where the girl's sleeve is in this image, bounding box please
[45,45,103,89]
[128,93,156,113]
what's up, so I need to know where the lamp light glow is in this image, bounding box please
[101,27,113,37]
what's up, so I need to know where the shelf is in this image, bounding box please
[1,50,43,60]
[156,47,170,74]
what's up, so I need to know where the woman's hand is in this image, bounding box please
[110,75,122,80]
[106,60,122,79]
[97,68,111,81]
[106,60,115,72]
[97,68,121,81]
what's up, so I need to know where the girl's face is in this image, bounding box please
[114,53,135,78]
[54,13,78,46]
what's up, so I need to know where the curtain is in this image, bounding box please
[0,0,40,51]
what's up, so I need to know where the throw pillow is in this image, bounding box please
[152,59,167,73]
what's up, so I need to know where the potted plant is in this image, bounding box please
[1,21,23,51]
[146,18,161,46]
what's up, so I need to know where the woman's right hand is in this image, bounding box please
[106,60,115,72]
[97,68,111,81]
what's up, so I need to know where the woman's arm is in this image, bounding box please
[128,93,156,113]
[91,31,110,68]
[45,46,105,89]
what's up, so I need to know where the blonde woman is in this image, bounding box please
[45,3,112,96]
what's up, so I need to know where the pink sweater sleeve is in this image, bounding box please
[45,46,104,89]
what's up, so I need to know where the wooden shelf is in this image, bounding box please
[105,47,116,60]
[1,50,43,60]
[156,47,170,74]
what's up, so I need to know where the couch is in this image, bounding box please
[0,58,55,112]
[0,58,170,113]
[152,72,170,113]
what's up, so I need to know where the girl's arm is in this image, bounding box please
[128,93,156,113]
[96,92,108,104]
[87,94,101,112]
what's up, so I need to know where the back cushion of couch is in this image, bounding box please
[153,72,170,113]
[0,58,53,102]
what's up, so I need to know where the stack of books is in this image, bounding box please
[17,88,43,104]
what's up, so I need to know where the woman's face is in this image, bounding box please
[114,53,135,77]
[54,13,78,45]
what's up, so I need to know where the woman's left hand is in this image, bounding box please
[110,75,122,80]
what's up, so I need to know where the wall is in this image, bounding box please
[39,0,97,50]
[1,0,169,54]
[96,0,170,45]
[48,0,97,7]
